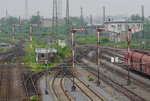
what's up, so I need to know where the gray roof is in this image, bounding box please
[105,21,142,24]
[35,48,57,53]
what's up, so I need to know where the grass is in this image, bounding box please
[23,39,71,72]
[0,37,17,43]
[29,96,38,101]
[88,75,95,82]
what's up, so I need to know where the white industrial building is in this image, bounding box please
[105,21,142,42]
[35,48,57,62]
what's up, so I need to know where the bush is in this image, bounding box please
[30,96,38,101]
[88,75,94,81]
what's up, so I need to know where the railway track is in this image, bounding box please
[19,65,30,101]
[25,70,42,101]
[75,47,147,101]
[49,55,105,101]
[0,38,39,101]
[0,64,30,101]
[50,57,74,101]
[68,70,105,101]
[100,48,150,90]
[100,59,150,92]
[51,65,72,101]
[0,65,11,101]
[79,45,150,90]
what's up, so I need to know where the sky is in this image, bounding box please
[0,0,149,19]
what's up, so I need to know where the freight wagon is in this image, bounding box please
[125,50,150,76]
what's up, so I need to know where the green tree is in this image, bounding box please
[70,17,86,26]
[130,14,141,21]
[0,16,20,33]
[30,15,40,24]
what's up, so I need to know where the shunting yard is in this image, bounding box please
[0,1,150,101]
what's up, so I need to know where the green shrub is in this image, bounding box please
[88,75,94,81]
[30,96,38,101]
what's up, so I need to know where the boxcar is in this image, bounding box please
[125,50,150,76]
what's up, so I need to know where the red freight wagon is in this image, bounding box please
[125,50,150,76]
[131,51,143,71]
[142,55,150,75]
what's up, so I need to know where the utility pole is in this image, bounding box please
[126,26,139,85]
[90,15,92,33]
[96,26,109,86]
[111,47,119,97]
[52,0,58,36]
[57,0,62,19]
[6,10,9,33]
[29,24,37,49]
[37,11,41,34]
[103,6,105,26]
[141,5,145,49]
[12,24,20,41]
[70,28,85,91]
[80,6,84,26]
[25,0,29,19]
[90,15,92,26]
[66,0,70,43]
[127,28,131,85]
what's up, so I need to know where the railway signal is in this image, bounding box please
[12,24,20,41]
[70,28,85,91]
[96,26,109,86]
[126,26,139,85]
[29,24,37,49]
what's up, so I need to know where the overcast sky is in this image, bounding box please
[0,0,149,19]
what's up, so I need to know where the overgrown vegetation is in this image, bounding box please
[0,37,16,43]
[23,38,71,72]
[30,96,38,101]
[88,75,95,81]
[75,34,110,44]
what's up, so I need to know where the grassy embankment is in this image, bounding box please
[23,35,71,72]
[73,33,150,49]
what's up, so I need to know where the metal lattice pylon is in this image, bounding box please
[52,0,58,35]
[57,0,62,19]
[66,0,70,42]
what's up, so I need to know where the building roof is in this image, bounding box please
[105,21,142,24]
[35,48,57,53]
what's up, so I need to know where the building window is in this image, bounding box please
[118,25,122,27]
[41,53,45,57]
[111,25,115,28]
